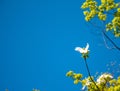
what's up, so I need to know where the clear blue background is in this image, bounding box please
[0,0,120,91]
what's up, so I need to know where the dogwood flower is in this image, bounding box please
[75,43,90,59]
[75,43,89,54]
[97,73,113,84]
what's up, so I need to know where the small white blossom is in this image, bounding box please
[75,43,89,54]
[81,78,91,90]
[97,73,113,84]
[81,86,86,90]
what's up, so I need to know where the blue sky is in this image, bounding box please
[0,0,120,91]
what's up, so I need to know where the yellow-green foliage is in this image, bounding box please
[66,71,82,84]
[66,71,120,91]
[81,0,120,37]
[32,88,40,91]
[106,7,120,37]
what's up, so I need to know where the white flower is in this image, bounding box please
[81,86,86,90]
[97,73,113,84]
[81,78,91,90]
[75,43,89,54]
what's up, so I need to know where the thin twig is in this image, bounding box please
[84,58,100,91]
[102,78,108,91]
[102,30,120,51]
[88,21,120,51]
[102,31,116,50]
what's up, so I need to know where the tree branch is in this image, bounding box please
[88,21,120,51]
[84,58,100,91]
[102,30,120,51]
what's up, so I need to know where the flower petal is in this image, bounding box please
[85,43,89,51]
[75,47,84,53]
[81,86,86,90]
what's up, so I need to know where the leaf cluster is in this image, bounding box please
[81,0,120,37]
[66,71,120,91]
